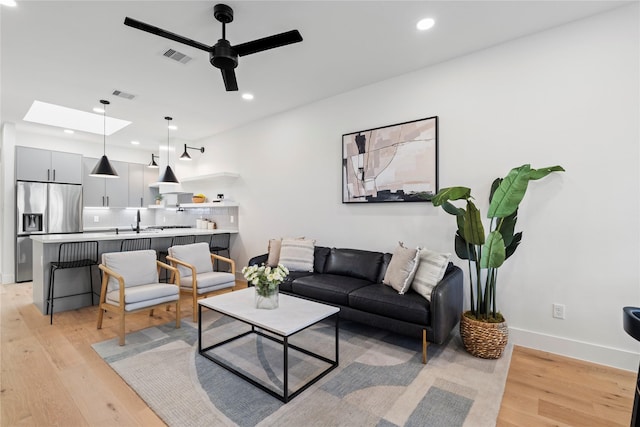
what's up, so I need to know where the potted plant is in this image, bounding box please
[155,194,163,205]
[431,164,564,358]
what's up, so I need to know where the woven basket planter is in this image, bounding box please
[459,312,508,359]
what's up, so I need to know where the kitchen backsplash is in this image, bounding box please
[83,206,238,230]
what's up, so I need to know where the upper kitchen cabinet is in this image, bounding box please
[82,157,129,208]
[128,163,159,207]
[15,146,82,184]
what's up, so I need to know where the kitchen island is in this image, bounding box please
[30,228,238,315]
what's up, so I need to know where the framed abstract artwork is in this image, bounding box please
[342,116,438,203]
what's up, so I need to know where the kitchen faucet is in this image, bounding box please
[135,209,141,234]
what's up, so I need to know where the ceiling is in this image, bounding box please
[1,1,630,151]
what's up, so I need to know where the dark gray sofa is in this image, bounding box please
[248,246,463,363]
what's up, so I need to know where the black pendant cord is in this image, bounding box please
[100,99,110,156]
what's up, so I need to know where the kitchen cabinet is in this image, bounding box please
[16,146,82,184]
[128,163,159,207]
[82,157,129,207]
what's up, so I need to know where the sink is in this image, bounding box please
[623,306,640,342]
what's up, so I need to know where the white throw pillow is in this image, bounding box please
[383,242,418,293]
[279,238,315,272]
[411,248,451,301]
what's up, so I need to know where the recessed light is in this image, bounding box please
[416,18,435,31]
[24,100,131,135]
[131,140,140,145]
[64,129,74,134]
[242,93,254,101]
[168,125,177,130]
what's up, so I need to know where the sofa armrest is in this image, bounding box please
[429,264,463,344]
[248,253,268,267]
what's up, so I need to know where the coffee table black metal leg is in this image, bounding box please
[284,336,289,403]
[198,304,202,352]
[335,314,339,364]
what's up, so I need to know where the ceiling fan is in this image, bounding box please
[124,3,303,91]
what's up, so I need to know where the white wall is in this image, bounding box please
[195,5,640,370]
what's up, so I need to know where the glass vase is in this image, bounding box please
[255,284,279,309]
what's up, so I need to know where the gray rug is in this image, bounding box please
[92,313,512,427]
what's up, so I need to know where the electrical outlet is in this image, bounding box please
[93,216,99,223]
[552,303,566,319]
[230,215,234,223]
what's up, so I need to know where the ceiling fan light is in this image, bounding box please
[90,155,119,178]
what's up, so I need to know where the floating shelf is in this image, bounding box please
[180,172,239,183]
[179,201,238,208]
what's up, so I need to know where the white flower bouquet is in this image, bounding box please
[241,263,289,297]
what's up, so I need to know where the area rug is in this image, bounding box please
[92,312,512,427]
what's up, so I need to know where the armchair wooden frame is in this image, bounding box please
[97,260,181,346]
[166,253,236,322]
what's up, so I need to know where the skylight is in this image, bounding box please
[23,100,131,135]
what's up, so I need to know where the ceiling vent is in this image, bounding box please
[112,90,136,100]
[163,48,192,64]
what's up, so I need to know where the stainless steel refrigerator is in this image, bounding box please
[16,181,83,282]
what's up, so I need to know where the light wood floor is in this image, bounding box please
[1,281,635,426]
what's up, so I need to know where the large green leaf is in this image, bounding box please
[432,187,471,206]
[529,165,565,180]
[442,201,465,216]
[498,209,518,247]
[487,164,531,218]
[505,232,522,260]
[489,178,502,203]
[463,200,485,245]
[454,231,476,261]
[481,231,505,268]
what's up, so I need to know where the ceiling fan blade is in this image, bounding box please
[221,68,238,91]
[124,17,212,52]
[233,30,303,57]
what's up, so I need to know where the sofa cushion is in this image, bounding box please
[279,238,315,272]
[411,249,451,301]
[376,253,393,284]
[291,274,373,306]
[349,284,430,325]
[280,270,314,292]
[382,242,419,293]
[313,246,331,273]
[324,248,384,283]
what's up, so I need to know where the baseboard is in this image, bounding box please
[509,326,639,372]
[1,273,15,284]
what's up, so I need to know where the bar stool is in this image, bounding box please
[47,241,99,324]
[209,233,230,271]
[120,238,152,252]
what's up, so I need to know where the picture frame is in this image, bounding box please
[342,116,438,203]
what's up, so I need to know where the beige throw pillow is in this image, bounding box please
[383,242,418,293]
[279,238,315,272]
[411,248,451,301]
[267,238,282,267]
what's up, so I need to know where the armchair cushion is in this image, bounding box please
[178,271,235,294]
[106,284,179,311]
[102,250,158,292]
[168,243,214,278]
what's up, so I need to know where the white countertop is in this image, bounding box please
[30,228,238,243]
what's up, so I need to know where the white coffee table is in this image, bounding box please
[198,287,340,403]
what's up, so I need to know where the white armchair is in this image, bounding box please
[166,242,236,321]
[97,250,181,345]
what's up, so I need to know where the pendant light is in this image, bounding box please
[157,116,179,184]
[147,153,159,168]
[179,144,205,161]
[89,100,119,178]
